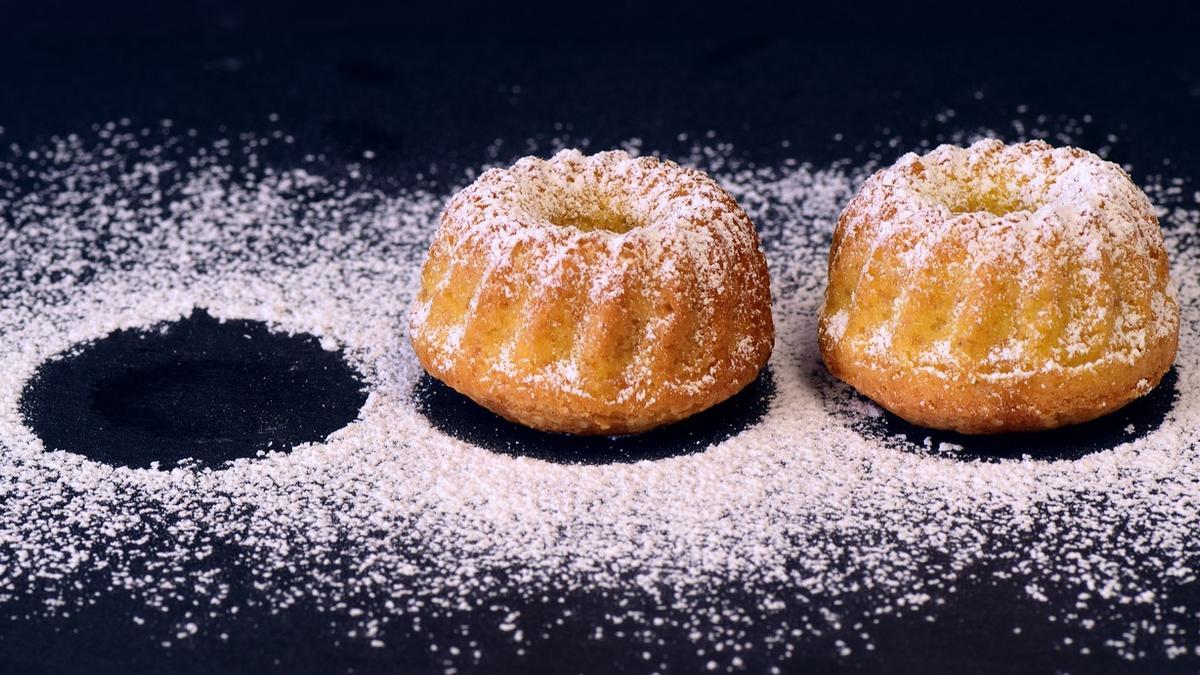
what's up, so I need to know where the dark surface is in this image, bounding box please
[414,369,774,464]
[851,368,1180,463]
[20,310,367,469]
[1,2,1199,674]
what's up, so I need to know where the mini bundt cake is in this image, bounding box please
[819,139,1179,434]
[410,149,774,435]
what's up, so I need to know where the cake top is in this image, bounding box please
[846,140,1163,269]
[423,147,765,301]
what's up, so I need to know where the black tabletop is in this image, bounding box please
[1,3,1199,673]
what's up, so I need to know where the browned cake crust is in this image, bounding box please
[410,150,774,435]
[818,140,1179,434]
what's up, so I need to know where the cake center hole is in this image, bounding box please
[19,309,367,469]
[944,173,1034,217]
[550,204,640,234]
[952,191,1026,217]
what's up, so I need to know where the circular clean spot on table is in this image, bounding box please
[20,309,368,469]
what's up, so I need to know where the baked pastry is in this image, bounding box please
[410,150,774,435]
[819,139,1179,434]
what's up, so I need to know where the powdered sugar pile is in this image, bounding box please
[0,118,1198,671]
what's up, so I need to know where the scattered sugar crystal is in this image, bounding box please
[0,117,1196,669]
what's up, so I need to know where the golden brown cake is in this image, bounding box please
[818,139,1179,434]
[410,149,774,435]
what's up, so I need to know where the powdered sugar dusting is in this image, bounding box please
[408,149,774,432]
[823,139,1177,381]
[0,120,1197,670]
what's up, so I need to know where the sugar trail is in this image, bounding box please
[0,116,1198,671]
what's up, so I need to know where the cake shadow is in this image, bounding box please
[412,368,776,465]
[849,368,1179,463]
